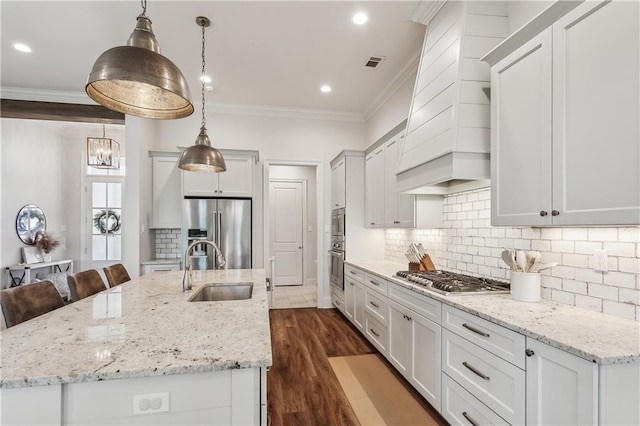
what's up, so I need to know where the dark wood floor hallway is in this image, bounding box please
[267,308,446,425]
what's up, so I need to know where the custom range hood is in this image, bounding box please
[396,1,509,194]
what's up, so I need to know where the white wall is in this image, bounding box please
[269,165,318,285]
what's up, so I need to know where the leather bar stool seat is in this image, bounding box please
[0,280,65,328]
[67,270,107,302]
[103,263,131,287]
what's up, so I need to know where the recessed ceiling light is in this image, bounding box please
[200,75,212,84]
[352,13,368,25]
[320,85,332,93]
[13,43,32,53]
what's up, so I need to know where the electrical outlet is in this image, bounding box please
[593,249,608,272]
[133,392,169,415]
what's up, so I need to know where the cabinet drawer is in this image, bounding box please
[442,373,509,426]
[442,305,525,369]
[364,313,388,356]
[344,265,364,283]
[332,288,345,314]
[442,329,525,425]
[389,283,441,325]
[364,272,388,296]
[364,288,387,325]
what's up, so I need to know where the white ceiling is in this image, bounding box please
[1,1,426,117]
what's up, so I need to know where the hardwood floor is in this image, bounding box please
[267,308,447,425]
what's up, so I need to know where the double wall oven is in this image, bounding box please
[329,208,345,290]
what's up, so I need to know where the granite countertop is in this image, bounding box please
[140,259,182,265]
[346,259,640,365]
[0,269,271,389]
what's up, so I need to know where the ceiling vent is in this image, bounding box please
[365,56,386,68]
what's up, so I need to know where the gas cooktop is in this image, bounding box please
[395,270,510,296]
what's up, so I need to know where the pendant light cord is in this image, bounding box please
[201,23,207,128]
[140,0,147,17]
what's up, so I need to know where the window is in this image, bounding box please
[91,181,122,261]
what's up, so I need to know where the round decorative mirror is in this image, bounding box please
[16,204,47,245]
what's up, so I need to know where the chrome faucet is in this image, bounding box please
[183,240,226,292]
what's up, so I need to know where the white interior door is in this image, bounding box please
[85,178,124,274]
[269,181,303,286]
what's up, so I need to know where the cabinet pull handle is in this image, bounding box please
[539,210,548,217]
[370,328,380,337]
[370,222,375,225]
[349,271,358,275]
[370,301,379,308]
[462,411,479,426]
[551,210,560,216]
[350,282,354,286]
[462,362,490,380]
[393,221,400,224]
[525,349,535,357]
[335,204,339,206]
[369,280,380,286]
[462,323,490,337]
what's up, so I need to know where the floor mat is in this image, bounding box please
[328,354,440,426]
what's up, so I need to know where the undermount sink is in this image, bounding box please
[188,282,253,302]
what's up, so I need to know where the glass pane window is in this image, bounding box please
[91,182,122,261]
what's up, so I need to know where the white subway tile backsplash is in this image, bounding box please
[384,187,639,321]
[153,228,182,259]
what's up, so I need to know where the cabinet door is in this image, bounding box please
[183,169,218,197]
[384,135,415,228]
[552,0,640,225]
[218,155,254,197]
[491,28,553,226]
[353,281,365,331]
[387,299,411,378]
[365,148,384,228]
[344,277,356,322]
[410,312,441,411]
[526,338,598,425]
[331,159,346,209]
[151,156,182,228]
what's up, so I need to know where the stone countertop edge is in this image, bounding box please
[345,259,640,365]
[0,269,272,389]
[140,259,182,265]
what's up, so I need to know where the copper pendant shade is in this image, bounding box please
[85,2,194,120]
[178,16,226,173]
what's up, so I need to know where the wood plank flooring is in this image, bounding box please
[267,308,447,425]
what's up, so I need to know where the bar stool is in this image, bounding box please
[0,280,65,328]
[103,263,131,287]
[67,270,107,302]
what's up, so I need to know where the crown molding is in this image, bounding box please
[363,51,420,121]
[1,86,365,123]
[411,0,447,25]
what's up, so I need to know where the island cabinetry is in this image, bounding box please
[525,338,597,425]
[150,152,181,229]
[183,151,256,198]
[486,0,640,225]
[387,283,441,411]
[330,157,346,209]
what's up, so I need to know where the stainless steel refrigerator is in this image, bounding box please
[183,198,252,270]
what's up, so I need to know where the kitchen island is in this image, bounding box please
[0,269,271,425]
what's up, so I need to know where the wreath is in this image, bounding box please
[93,209,121,235]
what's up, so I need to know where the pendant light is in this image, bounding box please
[178,17,226,173]
[87,125,120,169]
[85,0,194,120]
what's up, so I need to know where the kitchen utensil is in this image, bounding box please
[516,250,527,273]
[502,250,516,271]
[529,262,558,273]
[511,249,518,271]
[525,251,541,272]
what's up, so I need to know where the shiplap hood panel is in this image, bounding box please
[396,1,509,194]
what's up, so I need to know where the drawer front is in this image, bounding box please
[332,290,345,314]
[364,313,388,356]
[344,265,365,283]
[365,288,387,325]
[364,272,388,296]
[442,329,525,425]
[442,374,509,426]
[442,305,525,369]
[389,283,441,325]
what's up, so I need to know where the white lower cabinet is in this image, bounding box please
[364,312,388,356]
[331,286,345,314]
[525,338,597,425]
[344,277,364,331]
[141,262,181,275]
[442,373,509,426]
[387,297,441,411]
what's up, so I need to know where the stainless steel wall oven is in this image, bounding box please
[329,208,345,290]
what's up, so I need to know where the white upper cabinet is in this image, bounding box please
[396,1,509,193]
[183,152,255,198]
[150,154,182,229]
[365,147,385,228]
[331,158,346,210]
[384,135,415,228]
[486,0,640,226]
